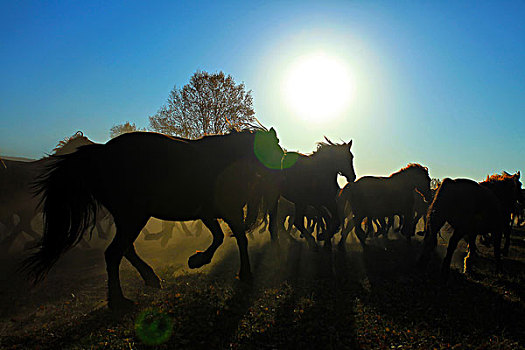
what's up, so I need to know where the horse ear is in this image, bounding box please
[269,127,276,137]
[348,140,353,149]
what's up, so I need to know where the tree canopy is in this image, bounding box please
[149,71,255,139]
[109,121,142,139]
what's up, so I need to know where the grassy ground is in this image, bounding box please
[0,226,524,349]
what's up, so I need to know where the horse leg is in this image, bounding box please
[417,215,427,237]
[19,212,42,250]
[502,224,511,257]
[257,214,268,235]
[441,230,462,278]
[0,218,17,255]
[337,216,354,250]
[188,218,224,269]
[377,217,388,239]
[322,208,340,249]
[385,215,394,234]
[294,206,317,250]
[401,212,415,244]
[395,215,403,233]
[464,233,478,274]
[354,216,367,247]
[96,221,109,240]
[223,212,252,281]
[364,218,373,238]
[105,215,149,310]
[179,221,193,237]
[268,203,280,245]
[160,220,175,246]
[125,245,161,288]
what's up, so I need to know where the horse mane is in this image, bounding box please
[312,137,345,155]
[225,117,268,134]
[391,163,429,177]
[483,171,516,184]
[52,131,86,153]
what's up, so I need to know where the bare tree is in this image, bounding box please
[149,71,255,139]
[109,121,142,139]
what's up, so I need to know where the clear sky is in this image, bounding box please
[1,1,524,181]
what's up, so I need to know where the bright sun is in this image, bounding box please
[283,53,354,123]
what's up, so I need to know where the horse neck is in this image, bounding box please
[482,181,516,209]
[297,152,341,179]
[390,171,417,190]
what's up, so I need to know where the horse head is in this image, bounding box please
[315,138,356,182]
[512,171,522,202]
[404,163,432,202]
[253,127,284,170]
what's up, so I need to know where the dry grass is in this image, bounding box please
[0,225,524,349]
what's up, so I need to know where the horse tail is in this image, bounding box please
[245,171,279,233]
[21,144,104,283]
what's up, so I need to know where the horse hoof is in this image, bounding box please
[188,251,210,269]
[236,271,253,283]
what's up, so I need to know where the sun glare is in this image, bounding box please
[283,53,354,124]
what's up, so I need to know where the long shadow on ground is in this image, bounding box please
[357,238,525,348]
[1,232,524,349]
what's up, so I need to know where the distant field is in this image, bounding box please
[0,225,524,349]
[1,156,36,162]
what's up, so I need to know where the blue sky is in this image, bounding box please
[1,1,524,181]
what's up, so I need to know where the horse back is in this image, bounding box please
[431,178,503,231]
[344,176,413,217]
[88,132,266,220]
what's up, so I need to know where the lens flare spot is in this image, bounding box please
[281,152,299,169]
[253,130,284,169]
[135,309,173,346]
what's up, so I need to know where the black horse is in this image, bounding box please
[268,139,356,249]
[337,164,432,248]
[419,172,522,277]
[22,128,284,310]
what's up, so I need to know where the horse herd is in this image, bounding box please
[1,128,523,311]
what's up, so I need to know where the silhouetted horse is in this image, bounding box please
[22,128,284,310]
[419,172,522,277]
[268,139,356,249]
[0,132,100,253]
[480,172,522,256]
[143,220,204,247]
[512,190,525,227]
[379,189,430,238]
[337,163,432,248]
[356,190,427,241]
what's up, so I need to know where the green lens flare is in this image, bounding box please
[253,130,284,169]
[281,151,299,169]
[135,309,174,346]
